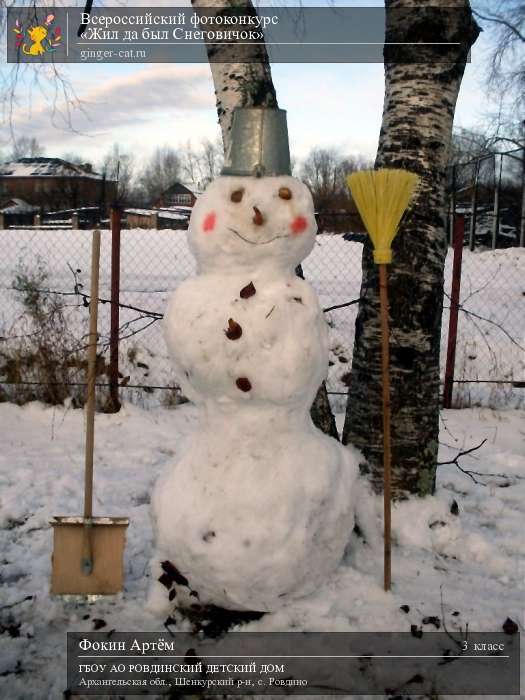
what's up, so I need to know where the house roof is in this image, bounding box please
[125,208,188,221]
[180,181,203,194]
[0,197,39,214]
[160,181,202,197]
[159,206,192,215]
[0,157,105,180]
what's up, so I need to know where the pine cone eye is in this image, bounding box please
[231,189,244,203]
[278,187,292,200]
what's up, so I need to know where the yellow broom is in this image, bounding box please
[347,168,420,591]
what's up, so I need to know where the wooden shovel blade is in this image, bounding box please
[50,516,129,595]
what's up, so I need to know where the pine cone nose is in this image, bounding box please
[252,206,264,226]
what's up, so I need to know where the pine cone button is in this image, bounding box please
[235,377,252,392]
[240,282,256,299]
[225,318,242,340]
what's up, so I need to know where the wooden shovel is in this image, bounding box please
[50,229,129,595]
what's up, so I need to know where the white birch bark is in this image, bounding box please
[191,0,278,151]
[192,0,338,439]
[342,0,480,497]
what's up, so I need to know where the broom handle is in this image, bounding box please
[379,263,392,592]
[84,229,101,520]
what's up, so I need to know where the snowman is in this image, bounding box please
[149,109,360,613]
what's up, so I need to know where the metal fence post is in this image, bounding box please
[520,146,525,248]
[443,214,465,409]
[491,154,502,250]
[109,207,122,412]
[468,158,479,252]
[449,164,456,247]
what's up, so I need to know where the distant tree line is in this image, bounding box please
[99,143,375,211]
[2,126,522,226]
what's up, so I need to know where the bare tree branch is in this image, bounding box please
[472,9,525,42]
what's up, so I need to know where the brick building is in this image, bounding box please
[0,157,116,212]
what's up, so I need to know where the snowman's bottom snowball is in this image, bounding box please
[151,430,359,612]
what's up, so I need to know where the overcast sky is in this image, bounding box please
[2,0,505,167]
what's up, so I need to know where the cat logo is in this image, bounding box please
[13,13,62,57]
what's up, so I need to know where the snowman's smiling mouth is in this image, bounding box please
[228,227,290,246]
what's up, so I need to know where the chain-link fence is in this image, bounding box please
[442,219,524,408]
[443,148,525,407]
[0,222,362,409]
[0,227,114,406]
[447,148,524,249]
[1,207,523,410]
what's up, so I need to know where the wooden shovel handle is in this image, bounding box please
[81,230,101,576]
[379,263,392,591]
[81,519,93,576]
[84,229,101,520]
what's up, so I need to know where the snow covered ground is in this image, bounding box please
[1,229,523,409]
[0,400,523,698]
[1,225,523,697]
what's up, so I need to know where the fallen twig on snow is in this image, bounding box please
[437,438,524,486]
[437,439,488,484]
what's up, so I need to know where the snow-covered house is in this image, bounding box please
[153,182,201,208]
[0,157,116,212]
[0,197,38,228]
[124,207,190,230]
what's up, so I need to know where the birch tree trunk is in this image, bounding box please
[342,1,479,497]
[192,0,339,439]
[191,0,278,148]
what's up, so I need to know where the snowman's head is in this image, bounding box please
[188,176,317,273]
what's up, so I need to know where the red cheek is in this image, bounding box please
[203,211,216,233]
[290,215,308,235]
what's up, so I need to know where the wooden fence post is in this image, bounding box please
[443,214,465,409]
[109,207,122,412]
